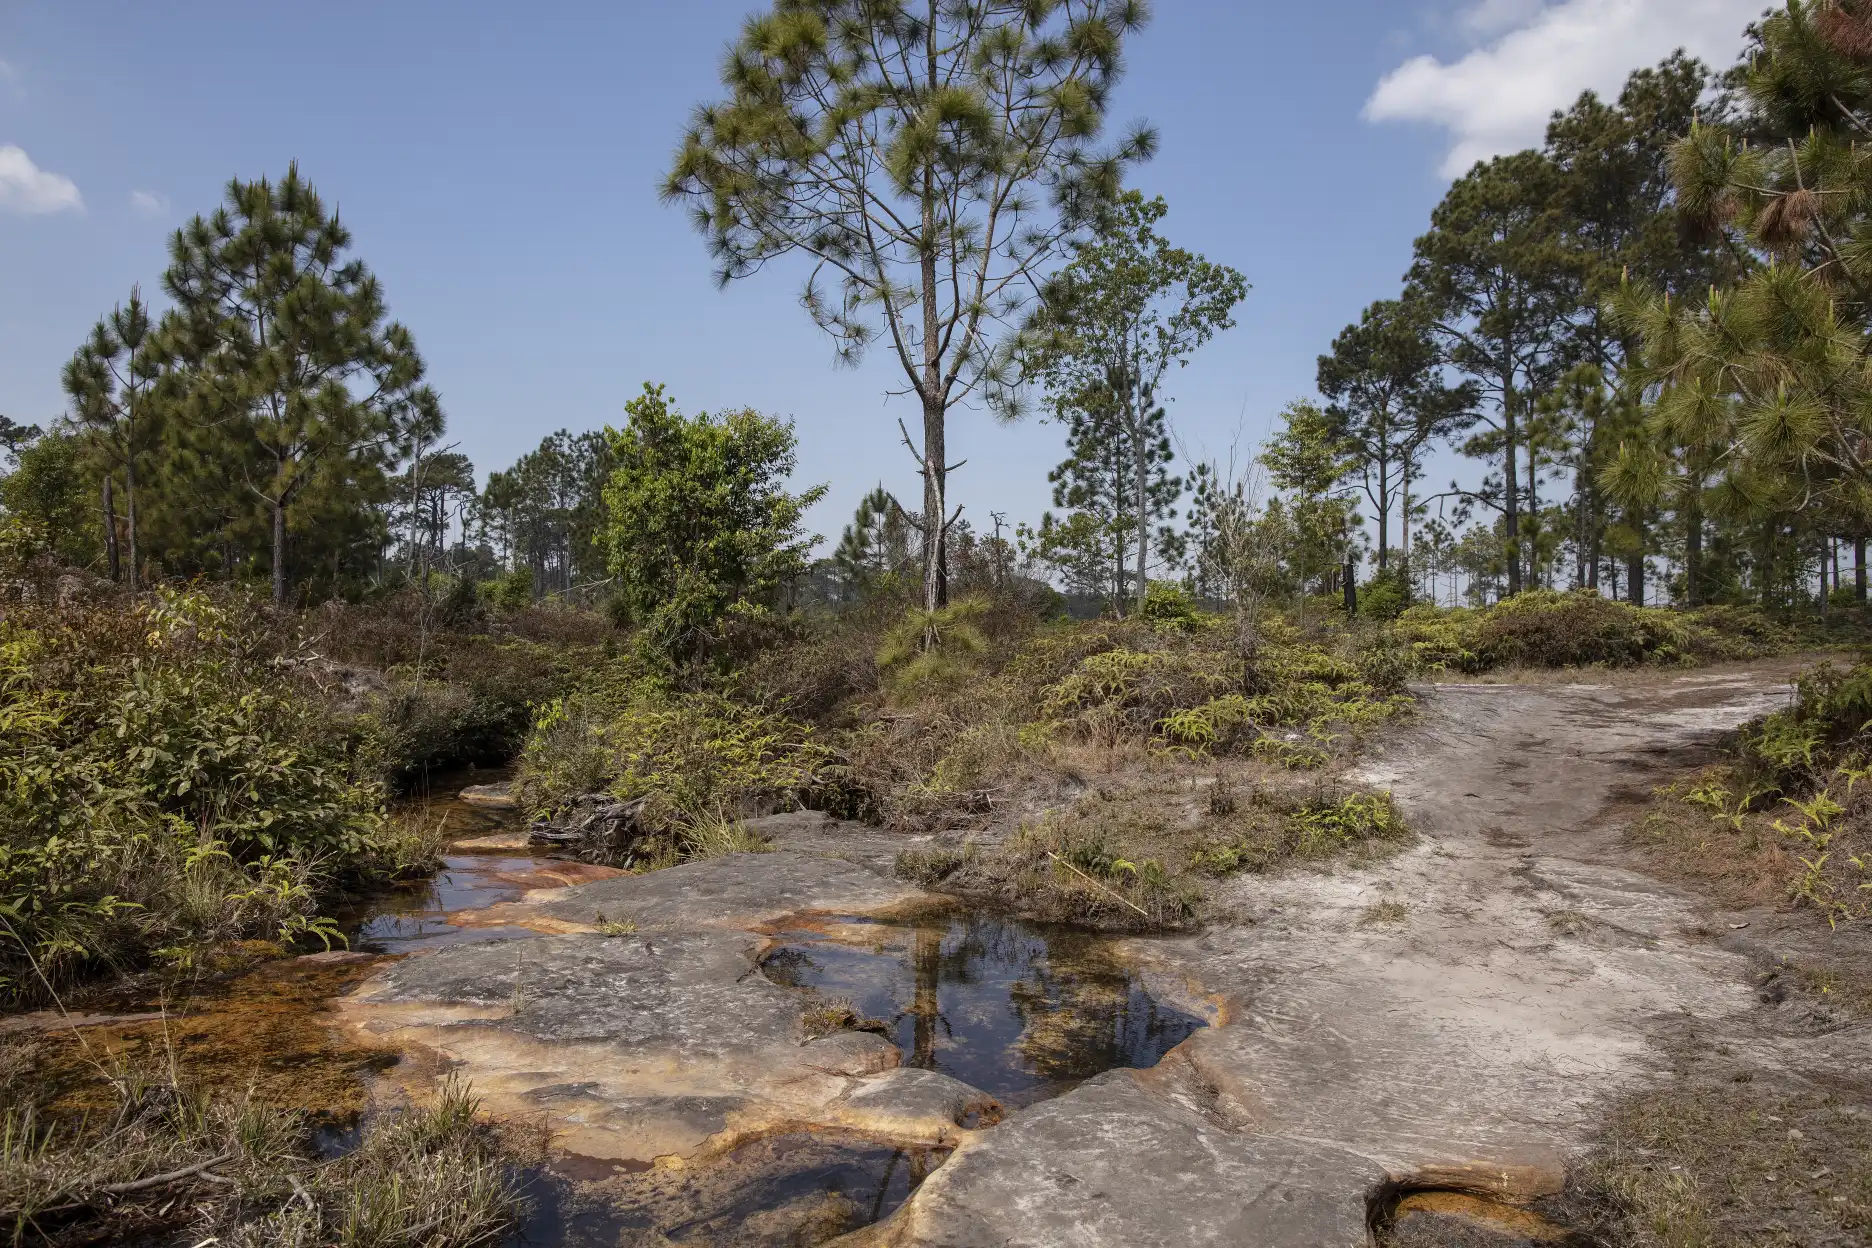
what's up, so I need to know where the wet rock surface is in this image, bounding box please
[866,1069,1382,1246]
[331,664,1872,1247]
[337,883,1001,1168]
[524,850,927,931]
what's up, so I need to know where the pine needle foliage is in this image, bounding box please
[664,0,1156,613]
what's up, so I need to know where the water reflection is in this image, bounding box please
[512,1134,945,1248]
[765,911,1205,1106]
[341,768,563,953]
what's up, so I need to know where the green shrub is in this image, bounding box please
[1139,582,1202,631]
[0,590,394,1000]
[1739,658,1872,790]
[515,671,869,830]
[1382,590,1765,673]
[1358,573,1408,622]
[481,567,534,612]
[1192,788,1409,874]
[1473,589,1690,668]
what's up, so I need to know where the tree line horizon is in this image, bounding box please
[5,0,1871,620]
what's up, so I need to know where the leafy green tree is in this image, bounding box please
[1409,150,1576,595]
[162,164,442,603]
[1261,399,1359,613]
[1021,190,1247,609]
[1315,297,1474,581]
[0,427,101,571]
[604,384,825,668]
[665,0,1155,614]
[62,288,164,587]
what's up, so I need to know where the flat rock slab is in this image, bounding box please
[453,830,533,852]
[523,851,928,931]
[338,924,996,1166]
[867,1070,1380,1247]
[458,782,518,810]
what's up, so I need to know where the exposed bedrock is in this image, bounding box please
[338,665,1867,1246]
[336,920,996,1166]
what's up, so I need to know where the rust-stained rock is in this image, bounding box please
[458,781,518,810]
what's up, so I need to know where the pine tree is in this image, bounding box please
[1022,191,1246,610]
[833,484,912,599]
[1622,2,1872,603]
[1315,297,1474,585]
[1260,400,1359,614]
[665,0,1155,614]
[162,164,441,603]
[62,288,163,587]
[1408,151,1576,595]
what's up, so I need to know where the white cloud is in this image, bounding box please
[1459,0,1545,39]
[0,144,82,214]
[129,189,168,217]
[1366,0,1761,177]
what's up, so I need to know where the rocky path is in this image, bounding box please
[336,663,1871,1246]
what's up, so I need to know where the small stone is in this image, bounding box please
[459,782,518,810]
[1788,1128,1804,1140]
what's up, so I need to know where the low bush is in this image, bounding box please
[514,668,871,833]
[1192,786,1409,875]
[0,589,403,1002]
[893,818,1200,933]
[1385,589,1807,674]
[1642,658,1872,928]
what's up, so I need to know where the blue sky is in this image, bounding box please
[0,0,1762,548]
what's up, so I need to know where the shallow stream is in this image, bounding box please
[763,911,1206,1107]
[331,780,1208,1245]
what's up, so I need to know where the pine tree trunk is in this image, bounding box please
[101,476,120,584]
[125,454,138,590]
[918,22,946,620]
[1134,409,1149,613]
[272,496,288,606]
[1503,372,1522,596]
[1375,461,1390,575]
[1857,536,1867,603]
[1525,433,1540,590]
[1684,486,1703,608]
[1627,517,1645,607]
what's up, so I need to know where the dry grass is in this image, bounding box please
[796,994,889,1041]
[677,808,771,860]
[1,1021,533,1248]
[1360,900,1411,926]
[894,765,1410,932]
[1551,1061,1872,1246]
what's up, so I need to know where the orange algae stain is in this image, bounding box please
[1392,1190,1572,1242]
[29,953,398,1123]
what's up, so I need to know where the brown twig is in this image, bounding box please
[1044,851,1148,916]
[3,1152,238,1223]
